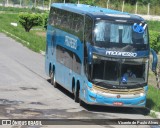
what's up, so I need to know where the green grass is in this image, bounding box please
[0,13,46,52]
[147,21,160,33]
[146,86,160,112]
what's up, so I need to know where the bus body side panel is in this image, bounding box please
[54,28,84,93]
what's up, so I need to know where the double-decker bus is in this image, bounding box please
[45,3,158,107]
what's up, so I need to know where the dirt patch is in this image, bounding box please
[148,70,157,87]
[36,31,46,37]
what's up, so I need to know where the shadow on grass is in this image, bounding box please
[47,79,150,116]
[146,98,155,110]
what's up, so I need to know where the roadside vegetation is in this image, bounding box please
[19,13,43,32]
[147,86,160,112]
[0,7,160,113]
[147,21,160,53]
[0,13,46,52]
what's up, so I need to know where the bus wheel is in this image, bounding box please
[50,71,57,88]
[73,86,79,103]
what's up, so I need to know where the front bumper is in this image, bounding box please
[82,88,146,107]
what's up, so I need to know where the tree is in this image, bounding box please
[19,13,43,32]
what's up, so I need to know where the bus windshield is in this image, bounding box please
[94,20,149,51]
[91,57,148,87]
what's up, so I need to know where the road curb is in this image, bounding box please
[2,29,30,46]
[1,30,46,56]
[150,109,160,119]
[40,50,45,56]
[145,107,160,119]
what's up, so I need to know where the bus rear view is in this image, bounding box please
[45,3,157,107]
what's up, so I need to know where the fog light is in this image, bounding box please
[138,99,145,104]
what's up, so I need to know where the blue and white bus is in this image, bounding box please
[45,3,157,107]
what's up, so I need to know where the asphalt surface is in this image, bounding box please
[0,33,159,128]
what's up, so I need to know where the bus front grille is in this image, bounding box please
[93,85,144,95]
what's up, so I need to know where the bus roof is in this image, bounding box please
[51,3,144,21]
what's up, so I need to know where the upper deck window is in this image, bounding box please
[94,20,149,51]
[48,7,84,41]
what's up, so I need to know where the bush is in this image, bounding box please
[149,30,160,53]
[19,13,43,32]
[0,13,46,52]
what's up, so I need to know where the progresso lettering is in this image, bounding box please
[65,36,77,50]
[106,51,137,57]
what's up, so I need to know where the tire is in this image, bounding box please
[73,86,79,103]
[50,71,57,88]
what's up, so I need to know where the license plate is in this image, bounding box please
[113,102,123,106]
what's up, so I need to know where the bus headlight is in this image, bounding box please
[140,93,144,96]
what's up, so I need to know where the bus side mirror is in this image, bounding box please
[150,48,158,74]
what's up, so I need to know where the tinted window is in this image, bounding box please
[56,45,81,74]
[49,7,84,41]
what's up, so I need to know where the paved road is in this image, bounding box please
[0,33,158,128]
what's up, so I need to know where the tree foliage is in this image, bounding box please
[149,31,160,53]
[19,13,43,32]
